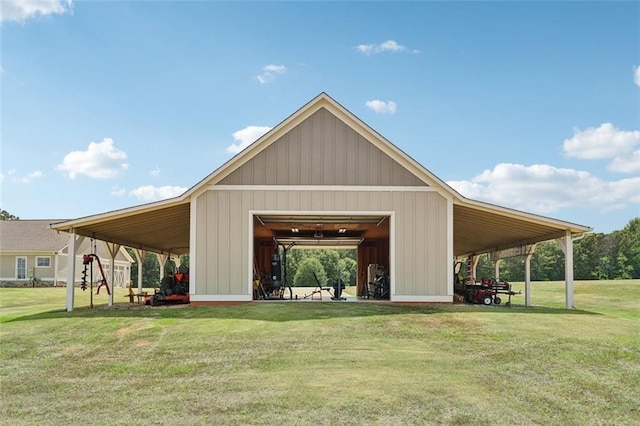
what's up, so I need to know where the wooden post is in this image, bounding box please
[494,259,502,281]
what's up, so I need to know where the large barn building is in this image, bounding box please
[52,93,591,310]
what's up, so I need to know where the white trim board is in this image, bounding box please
[249,210,395,301]
[210,185,440,193]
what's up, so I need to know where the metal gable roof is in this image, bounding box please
[50,93,591,256]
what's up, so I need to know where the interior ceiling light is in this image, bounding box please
[291,228,299,233]
[338,228,347,233]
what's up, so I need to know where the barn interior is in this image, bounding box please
[252,214,390,299]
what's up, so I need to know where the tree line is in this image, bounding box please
[3,209,635,285]
[474,217,640,281]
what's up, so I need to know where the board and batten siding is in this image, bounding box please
[218,108,426,187]
[194,188,449,300]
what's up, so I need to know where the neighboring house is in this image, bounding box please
[0,220,133,288]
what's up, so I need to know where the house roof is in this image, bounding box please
[51,93,591,256]
[1,219,134,262]
[0,220,69,252]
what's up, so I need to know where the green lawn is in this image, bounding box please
[0,281,638,425]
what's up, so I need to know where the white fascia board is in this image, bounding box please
[118,248,135,263]
[250,209,395,217]
[210,185,440,193]
[0,251,58,255]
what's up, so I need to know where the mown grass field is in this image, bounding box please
[0,280,638,425]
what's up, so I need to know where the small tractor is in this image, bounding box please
[145,259,190,306]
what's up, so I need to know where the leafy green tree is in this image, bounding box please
[285,248,305,285]
[595,256,612,280]
[0,209,19,220]
[314,250,340,283]
[475,254,493,280]
[293,257,327,287]
[531,241,564,281]
[615,252,633,279]
[338,257,357,285]
[574,233,603,280]
[127,249,161,288]
[617,217,640,278]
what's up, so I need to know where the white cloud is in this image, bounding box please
[14,170,43,183]
[150,167,160,177]
[0,0,73,22]
[263,64,286,73]
[226,125,272,154]
[608,150,640,174]
[355,40,419,55]
[447,163,640,215]
[365,100,397,114]
[56,137,129,179]
[1,169,43,184]
[110,186,126,197]
[129,185,187,202]
[563,123,640,173]
[256,64,286,84]
[634,65,640,87]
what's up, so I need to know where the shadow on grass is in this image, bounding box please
[3,301,601,323]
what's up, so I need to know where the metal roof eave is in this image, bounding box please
[455,196,592,235]
[50,196,189,232]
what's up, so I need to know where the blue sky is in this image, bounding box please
[1,0,638,233]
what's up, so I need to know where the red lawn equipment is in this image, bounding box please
[454,260,519,306]
[81,253,111,309]
[145,256,190,306]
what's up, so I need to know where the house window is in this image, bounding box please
[16,257,26,280]
[36,257,51,268]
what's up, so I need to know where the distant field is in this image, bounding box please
[0,280,638,425]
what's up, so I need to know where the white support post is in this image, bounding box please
[54,253,59,287]
[446,198,454,296]
[494,259,502,281]
[66,233,85,312]
[157,253,167,277]
[556,232,575,309]
[524,253,533,306]
[135,249,146,293]
[103,242,121,306]
[472,255,480,282]
[564,230,574,309]
[189,196,197,295]
[108,244,122,306]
